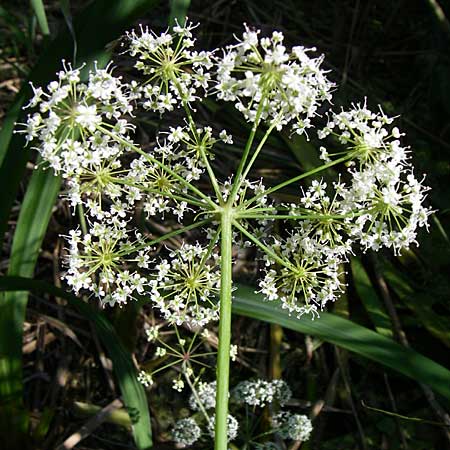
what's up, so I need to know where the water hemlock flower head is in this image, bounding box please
[259,229,345,318]
[215,25,333,133]
[64,222,152,306]
[150,242,221,326]
[233,378,292,407]
[172,417,202,446]
[126,20,213,113]
[19,62,133,174]
[189,380,217,411]
[273,412,313,442]
[19,21,433,449]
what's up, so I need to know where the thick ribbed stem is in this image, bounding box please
[214,207,233,449]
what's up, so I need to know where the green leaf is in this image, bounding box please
[383,263,450,349]
[0,276,152,449]
[351,257,393,337]
[59,0,77,63]
[232,284,450,401]
[168,0,191,27]
[30,0,50,36]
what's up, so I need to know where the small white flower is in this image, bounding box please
[172,379,185,392]
[172,417,201,446]
[137,370,154,387]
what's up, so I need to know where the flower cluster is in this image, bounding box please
[273,412,313,442]
[127,21,213,113]
[318,102,431,254]
[20,62,133,174]
[20,23,431,327]
[172,417,202,446]
[64,222,151,306]
[150,242,221,326]
[233,378,292,407]
[172,377,311,446]
[215,25,333,133]
[189,380,217,411]
[259,228,344,318]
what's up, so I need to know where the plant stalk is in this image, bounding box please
[214,207,233,449]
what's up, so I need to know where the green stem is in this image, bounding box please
[244,154,352,208]
[239,117,279,184]
[236,212,365,220]
[77,204,88,235]
[97,126,216,208]
[229,101,265,203]
[215,207,233,450]
[178,89,224,203]
[232,220,293,270]
[184,367,212,426]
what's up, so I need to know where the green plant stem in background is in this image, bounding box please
[215,206,233,449]
[30,0,50,36]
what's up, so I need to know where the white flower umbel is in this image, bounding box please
[318,101,408,168]
[316,102,432,254]
[172,417,202,446]
[273,412,313,442]
[150,242,221,326]
[127,21,213,113]
[19,62,133,174]
[19,22,432,450]
[189,381,217,411]
[64,220,151,306]
[215,25,333,133]
[259,228,345,318]
[233,378,292,407]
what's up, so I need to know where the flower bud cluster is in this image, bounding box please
[172,417,202,446]
[173,377,310,446]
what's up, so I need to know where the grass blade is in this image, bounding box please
[351,257,393,337]
[0,276,152,449]
[59,0,77,64]
[232,284,450,401]
[383,263,450,348]
[30,0,50,36]
[169,0,191,27]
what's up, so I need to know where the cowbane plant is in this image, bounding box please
[18,20,432,449]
